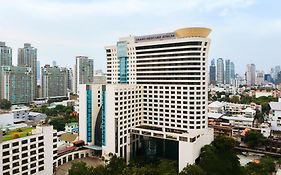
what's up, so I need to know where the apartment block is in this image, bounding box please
[41,65,68,98]
[0,66,33,104]
[18,43,37,100]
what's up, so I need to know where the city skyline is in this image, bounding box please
[0,0,281,73]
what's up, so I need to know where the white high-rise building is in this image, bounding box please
[246,64,256,86]
[73,56,94,94]
[79,27,214,172]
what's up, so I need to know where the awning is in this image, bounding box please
[84,145,102,151]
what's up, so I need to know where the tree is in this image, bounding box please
[49,117,66,131]
[229,96,240,104]
[244,130,265,148]
[68,161,93,175]
[255,110,264,123]
[198,136,245,175]
[0,99,12,110]
[180,164,206,175]
[244,157,276,175]
[107,155,127,175]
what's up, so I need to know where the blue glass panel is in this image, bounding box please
[86,87,92,142]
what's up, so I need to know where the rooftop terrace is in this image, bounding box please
[1,127,33,141]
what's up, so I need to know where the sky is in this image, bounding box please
[0,0,281,74]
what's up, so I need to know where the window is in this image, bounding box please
[2,151,9,156]
[22,146,28,151]
[13,148,19,154]
[22,159,28,164]
[12,142,19,146]
[2,144,9,149]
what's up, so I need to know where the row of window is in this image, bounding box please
[3,165,44,175]
[2,136,44,149]
[142,120,206,129]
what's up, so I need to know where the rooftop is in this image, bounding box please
[1,127,33,141]
[59,133,78,142]
[208,113,224,119]
[209,101,225,108]
[269,102,281,111]
[222,116,254,122]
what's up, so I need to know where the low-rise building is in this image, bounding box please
[269,99,281,131]
[65,122,78,134]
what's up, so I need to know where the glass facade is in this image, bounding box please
[117,41,128,84]
[101,85,106,146]
[86,86,92,142]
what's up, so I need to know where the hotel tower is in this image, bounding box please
[79,27,214,171]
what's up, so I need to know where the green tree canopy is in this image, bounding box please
[179,164,206,175]
[68,161,93,175]
[244,130,265,148]
[244,157,276,175]
[0,99,12,110]
[49,117,65,131]
[198,136,245,175]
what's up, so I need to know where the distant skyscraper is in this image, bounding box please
[37,61,40,83]
[225,59,231,84]
[52,60,57,67]
[216,58,224,85]
[256,71,264,86]
[0,42,12,66]
[274,66,281,82]
[264,74,272,82]
[41,65,68,98]
[73,56,94,94]
[246,64,256,86]
[18,43,37,100]
[0,66,33,104]
[230,62,235,79]
[209,59,216,84]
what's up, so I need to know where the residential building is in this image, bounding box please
[79,27,214,171]
[73,56,94,94]
[225,59,231,84]
[217,58,224,85]
[269,99,281,131]
[0,66,33,104]
[246,64,256,86]
[18,43,37,100]
[0,42,12,66]
[209,59,216,85]
[0,125,58,175]
[41,65,68,98]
